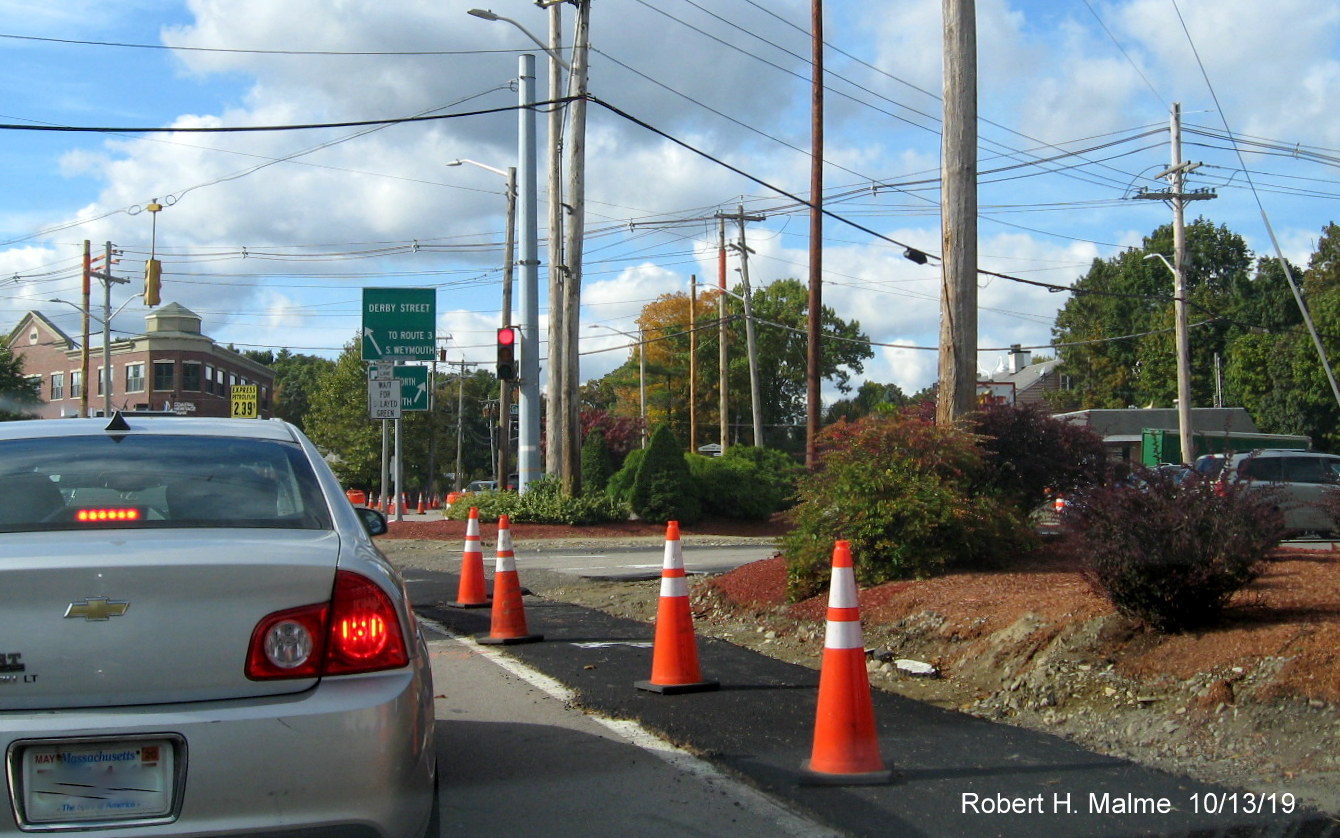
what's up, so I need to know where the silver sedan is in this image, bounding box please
[0,414,436,837]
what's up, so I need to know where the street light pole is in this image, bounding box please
[447,159,517,489]
[516,53,542,493]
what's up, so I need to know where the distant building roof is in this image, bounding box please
[1054,407,1260,438]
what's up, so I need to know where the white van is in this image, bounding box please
[1227,450,1340,536]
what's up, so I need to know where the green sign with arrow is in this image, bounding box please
[395,366,430,412]
[361,288,436,361]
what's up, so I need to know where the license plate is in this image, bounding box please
[19,737,178,825]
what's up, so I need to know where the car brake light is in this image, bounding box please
[245,571,408,680]
[325,571,409,675]
[75,507,143,523]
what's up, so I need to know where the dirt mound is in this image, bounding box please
[692,546,1340,814]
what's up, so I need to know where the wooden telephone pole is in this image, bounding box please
[938,0,979,425]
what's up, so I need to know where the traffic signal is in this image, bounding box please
[496,326,517,380]
[143,259,162,307]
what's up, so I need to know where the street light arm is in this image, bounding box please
[447,158,510,178]
[467,8,571,70]
[1144,252,1175,273]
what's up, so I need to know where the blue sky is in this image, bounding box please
[3,0,1340,401]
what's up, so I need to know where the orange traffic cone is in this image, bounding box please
[449,507,490,609]
[416,493,426,514]
[636,521,719,695]
[800,540,892,785]
[477,515,543,645]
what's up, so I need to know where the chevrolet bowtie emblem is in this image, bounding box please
[64,597,130,621]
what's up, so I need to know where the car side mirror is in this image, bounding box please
[355,506,388,536]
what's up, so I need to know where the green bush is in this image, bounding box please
[580,430,618,496]
[606,447,646,505]
[444,477,628,525]
[782,412,1032,601]
[630,425,701,524]
[687,446,799,520]
[1062,468,1283,632]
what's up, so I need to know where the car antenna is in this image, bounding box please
[104,411,131,433]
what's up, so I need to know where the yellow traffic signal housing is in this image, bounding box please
[144,259,162,307]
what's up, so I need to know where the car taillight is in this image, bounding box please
[325,571,409,675]
[246,571,408,680]
[75,507,143,523]
[246,604,327,679]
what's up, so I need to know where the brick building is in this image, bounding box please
[6,302,274,419]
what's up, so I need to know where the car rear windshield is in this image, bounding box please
[0,435,333,533]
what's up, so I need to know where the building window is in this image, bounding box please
[153,361,175,392]
[50,372,65,400]
[182,362,202,392]
[70,370,83,399]
[95,367,110,397]
[126,363,145,393]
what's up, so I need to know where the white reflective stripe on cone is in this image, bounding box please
[825,619,864,651]
[828,567,858,608]
[660,574,689,598]
[663,540,683,570]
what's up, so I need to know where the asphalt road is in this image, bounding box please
[426,631,836,837]
[511,542,776,579]
[408,567,1339,838]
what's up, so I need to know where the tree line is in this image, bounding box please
[6,217,1339,476]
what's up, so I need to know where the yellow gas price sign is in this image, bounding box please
[231,385,259,418]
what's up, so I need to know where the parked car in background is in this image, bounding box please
[0,414,437,837]
[1226,449,1340,536]
[446,479,499,508]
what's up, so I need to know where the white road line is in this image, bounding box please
[418,618,839,838]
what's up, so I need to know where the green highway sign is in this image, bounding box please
[361,288,437,361]
[395,366,430,412]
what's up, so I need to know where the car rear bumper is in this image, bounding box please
[2,653,434,837]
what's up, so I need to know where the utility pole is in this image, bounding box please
[1136,102,1215,465]
[721,206,766,447]
[718,219,729,452]
[560,0,591,497]
[498,166,517,490]
[80,240,91,418]
[689,274,698,452]
[806,0,824,467]
[89,241,128,417]
[938,0,979,426]
[454,362,465,488]
[545,0,565,480]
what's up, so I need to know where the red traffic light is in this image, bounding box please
[496,327,517,381]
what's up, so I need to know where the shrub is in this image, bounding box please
[687,447,798,521]
[630,425,701,524]
[580,430,617,495]
[444,477,628,525]
[972,402,1108,513]
[720,445,802,512]
[606,447,646,505]
[1062,468,1283,632]
[782,411,1033,601]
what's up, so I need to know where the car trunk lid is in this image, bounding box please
[0,529,343,710]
